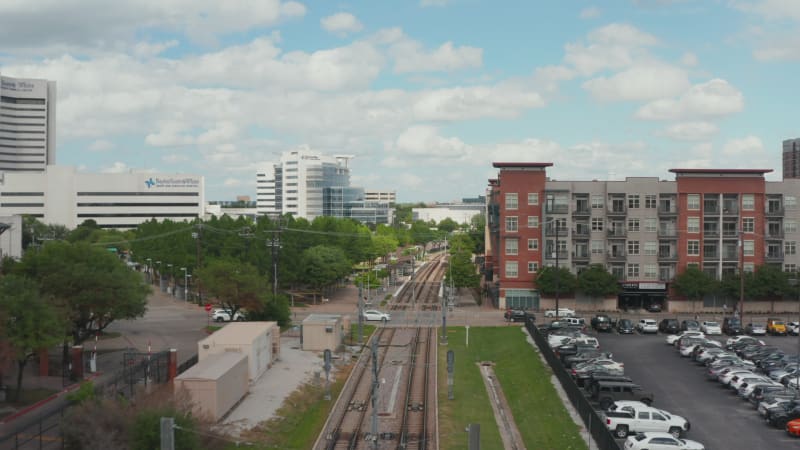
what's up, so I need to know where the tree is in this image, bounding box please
[534,266,577,297]
[577,265,619,304]
[672,266,717,310]
[196,258,265,319]
[14,241,149,344]
[302,245,351,299]
[0,275,64,401]
[437,218,459,233]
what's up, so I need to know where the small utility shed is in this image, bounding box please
[302,314,345,351]
[198,321,279,383]
[174,351,248,421]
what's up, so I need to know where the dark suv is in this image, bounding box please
[723,317,743,335]
[589,380,654,410]
[591,314,613,332]
[659,318,679,334]
[504,309,529,322]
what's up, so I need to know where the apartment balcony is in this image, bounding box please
[544,226,569,237]
[544,249,569,260]
[572,206,591,217]
[704,205,719,215]
[703,230,720,239]
[572,250,590,261]
[658,228,678,238]
[607,205,627,216]
[659,273,675,282]
[703,251,719,259]
[766,230,784,239]
[658,251,678,261]
[607,250,626,261]
[607,228,627,238]
[722,206,739,216]
[545,204,570,214]
[722,231,739,239]
[765,206,784,217]
[658,205,678,216]
[572,227,590,238]
[765,250,784,262]
[722,251,739,260]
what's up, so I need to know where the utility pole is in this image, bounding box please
[358,282,364,344]
[411,249,416,309]
[739,227,745,325]
[442,235,449,344]
[192,224,203,302]
[267,217,282,301]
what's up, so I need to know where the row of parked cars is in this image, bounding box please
[540,320,707,449]
[667,329,800,437]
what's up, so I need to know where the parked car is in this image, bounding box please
[745,322,767,336]
[659,318,680,334]
[563,349,609,369]
[701,321,722,335]
[211,308,246,322]
[787,418,800,437]
[589,380,654,410]
[504,309,528,322]
[767,318,788,336]
[617,319,635,334]
[591,314,613,332]
[722,316,743,335]
[623,432,705,450]
[636,319,658,334]
[681,319,702,332]
[769,405,800,428]
[544,307,575,318]
[666,330,704,345]
[362,310,391,322]
[646,303,663,313]
[788,321,800,336]
[603,402,690,438]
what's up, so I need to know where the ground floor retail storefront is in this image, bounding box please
[617,281,667,311]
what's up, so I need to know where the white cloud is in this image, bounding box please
[101,162,132,173]
[737,0,800,22]
[133,40,179,58]
[162,154,190,164]
[88,139,114,151]
[753,35,800,61]
[392,40,483,73]
[582,64,690,101]
[680,51,698,66]
[0,0,307,53]
[564,23,660,76]
[580,7,601,19]
[223,178,243,187]
[635,79,744,120]
[722,135,765,156]
[321,12,363,35]
[659,122,718,141]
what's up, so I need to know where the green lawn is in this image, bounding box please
[438,326,587,450]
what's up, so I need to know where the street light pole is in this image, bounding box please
[548,197,560,321]
[167,263,174,296]
[739,229,745,325]
[181,267,189,301]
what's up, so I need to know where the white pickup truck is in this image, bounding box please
[603,401,690,439]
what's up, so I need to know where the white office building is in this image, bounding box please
[0,166,204,229]
[413,204,484,225]
[0,74,57,172]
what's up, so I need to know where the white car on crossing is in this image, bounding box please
[362,309,391,322]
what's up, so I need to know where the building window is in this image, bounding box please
[505,238,519,255]
[627,264,639,278]
[644,264,658,279]
[645,194,657,209]
[591,240,604,254]
[687,194,700,210]
[742,263,754,273]
[627,218,640,232]
[687,217,699,233]
[786,195,797,209]
[785,263,797,273]
[687,240,700,256]
[591,195,603,209]
[742,194,754,211]
[505,193,518,210]
[744,240,754,256]
[786,241,796,256]
[644,241,657,256]
[506,261,518,278]
[528,239,539,251]
[528,261,539,273]
[742,217,754,233]
[591,217,604,231]
[644,218,657,233]
[785,220,797,233]
[628,194,640,209]
[527,215,539,228]
[527,192,539,206]
[505,217,518,232]
[627,240,640,255]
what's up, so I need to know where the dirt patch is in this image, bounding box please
[477,361,527,450]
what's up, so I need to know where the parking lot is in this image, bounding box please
[594,329,800,449]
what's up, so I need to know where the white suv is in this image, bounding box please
[545,307,575,318]
[211,308,246,322]
[637,319,658,334]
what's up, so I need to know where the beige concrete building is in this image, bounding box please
[174,351,248,421]
[302,314,345,352]
[198,322,279,383]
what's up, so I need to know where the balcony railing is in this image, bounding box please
[658,228,678,238]
[607,205,627,215]
[704,205,719,215]
[607,228,626,238]
[703,251,719,259]
[765,251,784,262]
[722,207,739,216]
[658,252,678,261]
[607,250,626,260]
[722,252,739,260]
[572,206,591,217]
[545,204,570,214]
[766,229,784,239]
[765,206,784,216]
[544,250,569,260]
[572,251,590,260]
[544,226,569,237]
[703,229,720,238]
[573,227,590,237]
[658,205,678,215]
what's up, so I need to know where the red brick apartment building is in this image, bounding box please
[485,163,800,313]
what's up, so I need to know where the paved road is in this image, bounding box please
[594,331,800,449]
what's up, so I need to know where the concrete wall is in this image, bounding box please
[174,354,248,421]
[302,321,343,352]
[198,322,277,383]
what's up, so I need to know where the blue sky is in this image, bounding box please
[1,0,798,202]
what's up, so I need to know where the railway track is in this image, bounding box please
[316,253,443,450]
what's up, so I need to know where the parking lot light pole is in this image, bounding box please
[181,267,189,301]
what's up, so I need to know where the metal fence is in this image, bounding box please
[525,318,623,450]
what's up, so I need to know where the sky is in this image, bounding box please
[1,0,798,203]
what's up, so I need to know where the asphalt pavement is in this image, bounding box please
[593,330,800,449]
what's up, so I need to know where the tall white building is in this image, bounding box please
[0,74,57,172]
[0,166,204,229]
[256,149,351,219]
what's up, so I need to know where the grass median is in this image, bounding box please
[438,326,587,450]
